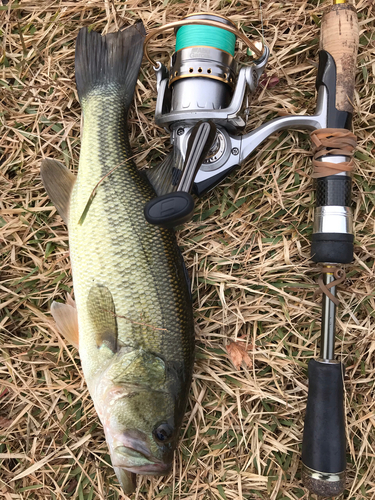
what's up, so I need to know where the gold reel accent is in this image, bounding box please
[144,17,265,68]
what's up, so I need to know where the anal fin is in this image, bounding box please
[51,297,79,348]
[145,147,184,197]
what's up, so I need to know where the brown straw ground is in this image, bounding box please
[1,0,375,499]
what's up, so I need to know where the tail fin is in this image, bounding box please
[75,22,146,106]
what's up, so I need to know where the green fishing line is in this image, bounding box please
[176,25,236,55]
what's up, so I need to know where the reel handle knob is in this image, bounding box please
[144,191,195,229]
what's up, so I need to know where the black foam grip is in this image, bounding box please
[311,233,353,264]
[302,360,346,474]
[316,175,351,207]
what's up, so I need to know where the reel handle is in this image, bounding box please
[302,360,346,497]
[144,121,216,228]
[144,191,195,229]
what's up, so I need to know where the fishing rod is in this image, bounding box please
[143,2,358,495]
[301,0,359,496]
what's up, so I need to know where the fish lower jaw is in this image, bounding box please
[122,464,172,476]
[111,448,172,475]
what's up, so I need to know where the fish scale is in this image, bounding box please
[70,90,194,385]
[41,23,195,494]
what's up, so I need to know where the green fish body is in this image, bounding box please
[41,23,194,494]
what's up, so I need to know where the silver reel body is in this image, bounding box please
[153,22,269,196]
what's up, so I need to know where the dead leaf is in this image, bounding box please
[66,479,78,493]
[259,73,280,89]
[0,389,8,399]
[225,341,252,370]
[0,417,12,428]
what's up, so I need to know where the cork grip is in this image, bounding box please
[320,3,359,113]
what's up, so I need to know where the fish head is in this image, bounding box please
[93,347,186,477]
[101,387,178,476]
[92,346,190,487]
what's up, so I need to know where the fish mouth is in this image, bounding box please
[110,431,172,475]
[113,446,172,475]
[122,460,171,475]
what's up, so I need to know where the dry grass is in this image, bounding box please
[1,0,375,498]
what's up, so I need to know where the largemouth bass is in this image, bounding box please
[41,22,194,494]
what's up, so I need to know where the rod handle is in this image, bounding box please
[302,359,346,497]
[320,2,359,114]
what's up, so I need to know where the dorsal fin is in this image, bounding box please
[87,284,118,353]
[40,159,76,224]
[51,298,79,348]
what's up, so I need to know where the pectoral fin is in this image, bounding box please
[51,298,79,348]
[40,159,76,224]
[87,284,118,353]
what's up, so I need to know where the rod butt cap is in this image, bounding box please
[302,464,345,497]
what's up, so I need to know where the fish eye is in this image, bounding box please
[154,423,173,443]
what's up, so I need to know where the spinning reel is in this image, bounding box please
[143,12,327,229]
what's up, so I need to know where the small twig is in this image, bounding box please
[102,308,168,332]
[78,153,137,225]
